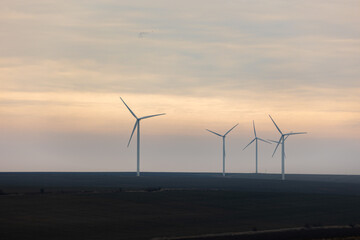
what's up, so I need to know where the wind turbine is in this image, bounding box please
[206,124,238,176]
[269,115,306,180]
[243,121,271,174]
[267,136,289,159]
[120,97,165,176]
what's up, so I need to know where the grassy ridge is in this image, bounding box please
[2,172,360,195]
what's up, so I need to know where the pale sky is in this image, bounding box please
[1,0,360,174]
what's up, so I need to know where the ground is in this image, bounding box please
[1,172,360,239]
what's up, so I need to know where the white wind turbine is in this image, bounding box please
[206,124,238,176]
[243,121,271,174]
[267,136,289,160]
[120,97,165,176]
[269,115,307,180]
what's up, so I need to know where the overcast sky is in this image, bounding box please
[1,0,360,174]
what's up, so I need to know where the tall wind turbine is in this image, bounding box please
[206,124,238,176]
[120,97,165,176]
[269,115,306,180]
[243,121,271,174]
[267,136,289,159]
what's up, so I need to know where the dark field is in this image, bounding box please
[1,172,360,240]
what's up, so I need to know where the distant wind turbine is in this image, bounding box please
[120,97,165,176]
[243,121,271,174]
[269,115,307,180]
[206,124,238,176]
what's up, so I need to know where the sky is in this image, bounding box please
[1,0,360,174]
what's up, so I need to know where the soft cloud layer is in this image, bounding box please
[1,91,359,136]
[1,0,360,94]
[1,0,360,173]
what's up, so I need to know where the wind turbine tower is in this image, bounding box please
[206,124,238,176]
[243,121,271,174]
[269,115,306,180]
[120,97,165,176]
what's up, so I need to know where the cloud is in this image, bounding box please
[1,0,360,173]
[0,90,359,140]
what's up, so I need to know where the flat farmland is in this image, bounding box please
[1,173,360,239]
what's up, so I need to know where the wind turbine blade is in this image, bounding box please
[284,135,289,141]
[284,132,307,136]
[272,136,283,157]
[224,123,238,136]
[243,138,255,150]
[267,139,279,144]
[140,113,166,120]
[258,138,271,144]
[206,129,222,137]
[269,115,282,135]
[253,120,257,137]
[127,120,138,147]
[120,97,137,119]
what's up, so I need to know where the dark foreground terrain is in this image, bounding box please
[1,172,360,240]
